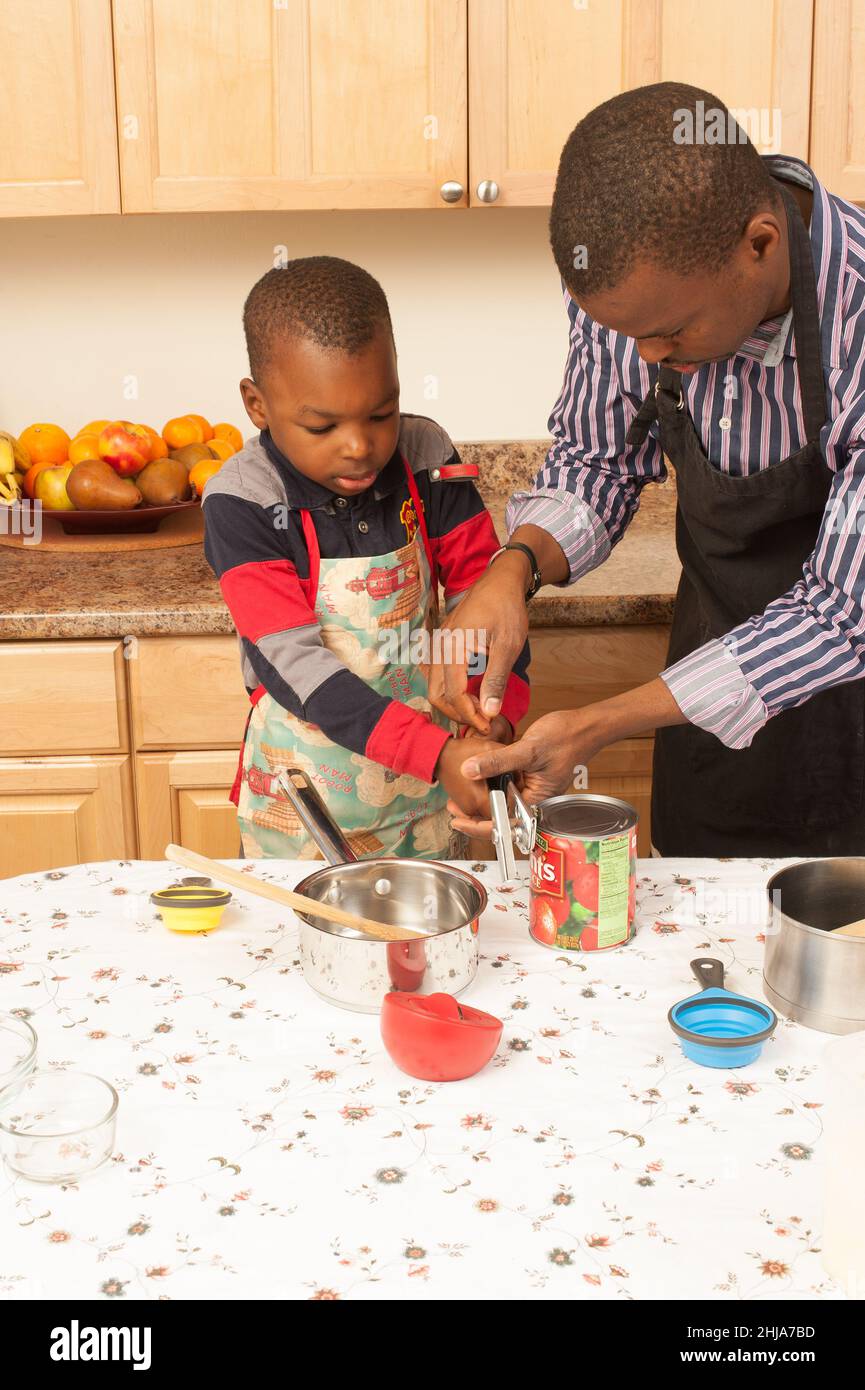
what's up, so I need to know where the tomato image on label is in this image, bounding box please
[530,892,570,946]
[570,862,599,913]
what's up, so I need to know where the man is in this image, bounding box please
[432,81,865,856]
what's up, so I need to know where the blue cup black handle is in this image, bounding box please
[691,957,726,991]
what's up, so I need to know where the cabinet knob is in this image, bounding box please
[476,179,500,203]
[439,180,464,203]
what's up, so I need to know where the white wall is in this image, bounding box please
[0,208,569,443]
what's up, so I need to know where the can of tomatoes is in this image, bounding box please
[529,794,638,952]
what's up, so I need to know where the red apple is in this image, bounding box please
[98,421,151,476]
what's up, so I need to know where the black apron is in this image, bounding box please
[626,181,865,856]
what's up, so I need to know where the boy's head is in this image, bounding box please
[241,256,400,497]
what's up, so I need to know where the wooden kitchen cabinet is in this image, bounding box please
[135,750,242,860]
[0,0,120,216]
[113,0,468,212]
[469,0,813,206]
[0,755,136,875]
[0,640,129,757]
[811,0,865,200]
[128,636,248,751]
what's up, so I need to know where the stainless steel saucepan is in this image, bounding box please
[277,769,486,1013]
[765,858,865,1034]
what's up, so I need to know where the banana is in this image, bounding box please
[0,430,30,472]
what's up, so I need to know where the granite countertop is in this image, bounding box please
[0,443,680,640]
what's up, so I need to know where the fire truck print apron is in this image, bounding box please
[236,458,457,860]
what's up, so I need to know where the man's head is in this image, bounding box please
[241,256,399,496]
[549,82,789,372]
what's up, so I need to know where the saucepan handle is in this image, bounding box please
[275,768,359,866]
[690,957,726,992]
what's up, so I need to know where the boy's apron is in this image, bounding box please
[626,180,865,857]
[233,456,457,861]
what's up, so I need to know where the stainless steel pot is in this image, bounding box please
[276,769,485,1013]
[765,858,865,1034]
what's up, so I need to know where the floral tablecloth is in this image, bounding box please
[0,856,845,1302]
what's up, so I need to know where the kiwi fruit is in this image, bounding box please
[136,458,193,506]
[66,460,142,511]
[170,442,214,468]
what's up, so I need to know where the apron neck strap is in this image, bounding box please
[400,453,436,579]
[774,179,827,442]
[299,509,320,607]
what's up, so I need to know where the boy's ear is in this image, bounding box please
[240,377,268,429]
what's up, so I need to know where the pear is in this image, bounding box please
[66,460,142,510]
[136,458,192,506]
[170,442,213,468]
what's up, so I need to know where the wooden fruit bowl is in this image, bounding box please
[46,498,201,535]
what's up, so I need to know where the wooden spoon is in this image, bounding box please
[164,843,423,943]
[831,916,865,939]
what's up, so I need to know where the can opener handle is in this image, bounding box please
[487,772,536,881]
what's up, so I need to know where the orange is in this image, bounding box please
[22,459,61,499]
[185,413,214,442]
[76,419,111,438]
[139,425,168,460]
[206,438,235,462]
[189,457,223,497]
[18,422,70,466]
[68,434,101,465]
[213,422,243,452]
[162,415,205,450]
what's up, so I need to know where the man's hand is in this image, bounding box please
[435,734,507,819]
[447,678,689,836]
[447,709,602,835]
[427,525,569,731]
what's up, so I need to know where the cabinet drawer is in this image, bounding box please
[523,626,671,723]
[128,636,250,750]
[0,641,128,755]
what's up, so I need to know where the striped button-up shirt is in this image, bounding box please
[507,156,865,748]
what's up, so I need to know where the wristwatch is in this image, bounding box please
[487,542,543,601]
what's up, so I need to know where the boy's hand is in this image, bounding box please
[435,735,505,819]
[459,714,513,745]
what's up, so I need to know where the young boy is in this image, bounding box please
[203,256,530,860]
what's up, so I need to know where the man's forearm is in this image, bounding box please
[578,677,689,746]
[506,524,571,586]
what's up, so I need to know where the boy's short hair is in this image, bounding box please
[243,256,393,382]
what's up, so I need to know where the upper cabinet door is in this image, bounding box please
[114,0,468,212]
[469,0,813,207]
[811,0,865,200]
[0,0,120,216]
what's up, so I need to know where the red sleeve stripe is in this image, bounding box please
[365,701,452,783]
[219,558,316,643]
[430,510,500,598]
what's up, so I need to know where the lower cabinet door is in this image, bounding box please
[136,750,241,860]
[0,755,137,877]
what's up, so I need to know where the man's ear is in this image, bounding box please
[240,377,267,429]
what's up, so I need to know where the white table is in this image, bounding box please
[0,857,845,1302]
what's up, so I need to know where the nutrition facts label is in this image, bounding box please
[597,833,630,948]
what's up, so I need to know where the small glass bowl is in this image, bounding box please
[0,1070,118,1183]
[0,1012,38,1097]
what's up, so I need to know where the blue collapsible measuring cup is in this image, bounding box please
[668,958,777,1068]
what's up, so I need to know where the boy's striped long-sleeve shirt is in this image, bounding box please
[203,414,530,787]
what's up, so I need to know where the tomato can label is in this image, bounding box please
[529,804,638,953]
